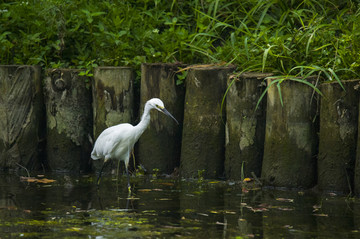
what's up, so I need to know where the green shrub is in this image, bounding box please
[0,0,359,81]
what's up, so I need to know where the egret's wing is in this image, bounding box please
[91,124,134,160]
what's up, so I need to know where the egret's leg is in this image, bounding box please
[126,167,130,189]
[97,159,110,186]
[124,160,131,191]
[125,145,131,191]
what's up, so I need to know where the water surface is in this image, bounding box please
[0,173,359,238]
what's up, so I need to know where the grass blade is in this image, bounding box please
[276,82,284,107]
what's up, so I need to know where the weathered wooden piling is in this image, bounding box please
[318,80,359,193]
[225,72,270,180]
[138,63,185,174]
[180,65,235,179]
[261,78,318,188]
[93,67,134,138]
[44,69,93,173]
[92,67,134,173]
[355,82,360,196]
[0,65,44,171]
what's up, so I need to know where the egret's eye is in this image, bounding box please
[156,104,162,109]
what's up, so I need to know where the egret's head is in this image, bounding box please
[147,98,179,124]
[148,98,165,111]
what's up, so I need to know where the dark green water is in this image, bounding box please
[0,173,359,238]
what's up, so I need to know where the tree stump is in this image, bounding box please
[225,72,270,180]
[138,63,185,174]
[319,80,360,193]
[180,66,235,179]
[0,65,44,171]
[92,67,134,173]
[44,69,93,173]
[261,78,318,188]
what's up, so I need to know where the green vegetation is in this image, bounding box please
[1,0,359,81]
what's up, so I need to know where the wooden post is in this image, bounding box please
[138,63,185,174]
[261,78,318,188]
[92,67,134,173]
[180,66,235,179]
[44,69,93,173]
[225,72,270,180]
[319,80,359,193]
[0,65,44,171]
[355,81,360,195]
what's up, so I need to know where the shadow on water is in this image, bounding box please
[0,173,360,238]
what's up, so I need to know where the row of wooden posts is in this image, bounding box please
[1,64,360,194]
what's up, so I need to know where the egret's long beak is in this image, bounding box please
[161,108,179,125]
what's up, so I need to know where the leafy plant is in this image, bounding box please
[0,0,359,86]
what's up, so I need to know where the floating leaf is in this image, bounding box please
[251,207,268,213]
[197,213,209,217]
[277,207,294,211]
[209,181,220,184]
[20,176,37,182]
[37,178,56,183]
[276,198,294,203]
[41,185,53,188]
[313,213,328,217]
[210,210,220,214]
[216,221,226,225]
[225,211,236,214]
[66,227,83,232]
[20,176,56,184]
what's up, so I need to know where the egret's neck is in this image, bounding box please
[134,102,152,139]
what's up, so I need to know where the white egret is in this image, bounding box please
[91,98,179,188]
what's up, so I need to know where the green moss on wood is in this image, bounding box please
[319,81,359,193]
[181,66,235,179]
[225,73,269,180]
[138,63,185,174]
[44,69,92,173]
[261,79,318,188]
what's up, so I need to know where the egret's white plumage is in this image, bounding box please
[91,98,178,186]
